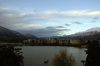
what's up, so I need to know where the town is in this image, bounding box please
[0,38,100,47]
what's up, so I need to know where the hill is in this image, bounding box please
[0,26,37,39]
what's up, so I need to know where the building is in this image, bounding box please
[70,40,80,45]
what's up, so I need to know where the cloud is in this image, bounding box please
[65,24,70,26]
[18,26,70,37]
[0,6,100,37]
[65,22,82,26]
[91,17,99,23]
[41,10,100,18]
[15,24,43,30]
[86,11,100,16]
[56,26,65,28]
[0,6,10,14]
[70,22,82,24]
[93,17,99,19]
[0,6,100,25]
[91,21,96,23]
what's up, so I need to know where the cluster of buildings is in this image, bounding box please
[0,38,100,46]
[23,38,86,46]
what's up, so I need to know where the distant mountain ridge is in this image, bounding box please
[71,31,99,36]
[71,27,100,36]
[0,25,100,40]
[59,27,100,40]
[0,26,37,39]
[24,33,37,39]
[86,27,100,32]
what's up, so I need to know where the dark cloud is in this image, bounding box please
[45,26,55,29]
[18,27,70,37]
[65,22,82,26]
[93,17,99,19]
[71,22,82,24]
[91,17,99,23]
[65,24,70,26]
[56,26,65,28]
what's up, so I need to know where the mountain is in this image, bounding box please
[0,26,37,39]
[24,33,37,39]
[86,27,100,32]
[71,31,99,36]
[59,27,100,40]
[72,27,100,36]
[0,25,100,40]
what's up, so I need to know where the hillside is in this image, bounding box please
[59,27,100,40]
[0,26,37,39]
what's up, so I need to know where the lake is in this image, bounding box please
[18,46,87,66]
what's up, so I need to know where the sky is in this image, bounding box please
[0,0,100,37]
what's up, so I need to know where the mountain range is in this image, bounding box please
[59,27,100,40]
[0,26,37,39]
[0,25,100,40]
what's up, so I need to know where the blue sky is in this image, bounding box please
[0,0,100,37]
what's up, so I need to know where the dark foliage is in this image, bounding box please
[0,45,24,66]
[85,40,100,66]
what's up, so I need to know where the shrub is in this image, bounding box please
[52,49,75,66]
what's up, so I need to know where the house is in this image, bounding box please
[23,40,27,43]
[61,40,69,45]
[70,40,80,45]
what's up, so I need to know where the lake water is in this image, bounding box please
[18,46,87,66]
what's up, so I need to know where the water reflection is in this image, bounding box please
[18,46,86,66]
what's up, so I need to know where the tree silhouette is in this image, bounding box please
[85,40,100,66]
[52,50,75,66]
[0,45,24,66]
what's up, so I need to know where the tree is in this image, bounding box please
[52,50,75,66]
[85,40,100,66]
[0,45,24,66]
